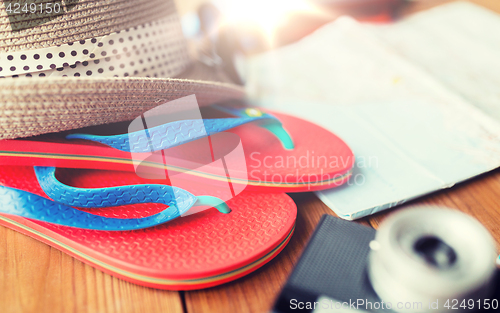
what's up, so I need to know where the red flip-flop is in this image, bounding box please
[0,102,354,192]
[0,166,296,290]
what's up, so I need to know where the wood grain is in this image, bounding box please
[0,226,184,313]
[1,1,499,312]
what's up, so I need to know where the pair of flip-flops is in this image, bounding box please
[0,103,353,289]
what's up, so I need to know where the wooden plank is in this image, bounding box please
[2,1,499,313]
[0,226,184,313]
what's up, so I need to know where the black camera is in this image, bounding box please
[273,208,500,312]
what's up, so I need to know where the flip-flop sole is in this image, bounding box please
[0,166,296,290]
[0,111,354,192]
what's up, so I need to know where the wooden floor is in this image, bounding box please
[2,0,500,312]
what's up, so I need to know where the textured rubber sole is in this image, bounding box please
[0,215,294,290]
[0,166,297,289]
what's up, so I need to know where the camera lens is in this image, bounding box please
[413,236,457,269]
[368,207,496,312]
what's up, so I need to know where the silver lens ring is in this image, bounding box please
[368,207,496,312]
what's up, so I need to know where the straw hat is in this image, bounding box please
[0,0,245,140]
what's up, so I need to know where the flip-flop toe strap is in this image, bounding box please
[34,166,196,211]
[66,107,294,152]
[0,185,181,231]
[0,167,230,231]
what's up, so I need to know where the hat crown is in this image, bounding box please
[0,0,191,79]
[0,0,178,52]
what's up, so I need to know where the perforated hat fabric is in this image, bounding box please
[0,15,191,78]
[0,0,244,139]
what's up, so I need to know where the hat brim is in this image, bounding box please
[0,61,245,140]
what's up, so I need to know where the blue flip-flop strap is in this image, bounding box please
[66,117,264,153]
[0,185,187,231]
[34,166,196,214]
[66,108,294,152]
[0,166,201,231]
[0,167,230,230]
